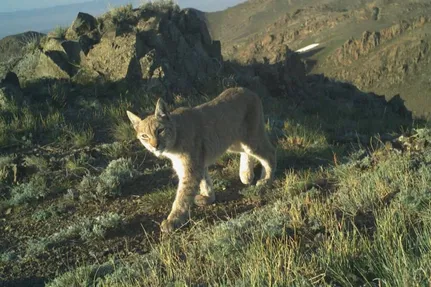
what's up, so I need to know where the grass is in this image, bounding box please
[78,158,140,201]
[8,174,48,206]
[140,0,180,12]
[70,126,95,148]
[43,129,431,286]
[0,7,428,284]
[26,212,123,257]
[23,155,48,171]
[49,26,68,40]
[0,68,424,285]
[65,152,92,176]
[0,154,16,181]
[21,34,41,52]
[48,82,68,108]
[106,3,136,26]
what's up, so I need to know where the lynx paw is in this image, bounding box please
[160,218,182,233]
[194,194,215,207]
[240,171,254,185]
[256,178,273,187]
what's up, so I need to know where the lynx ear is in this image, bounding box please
[126,110,141,130]
[155,98,169,120]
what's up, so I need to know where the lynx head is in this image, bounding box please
[127,98,176,157]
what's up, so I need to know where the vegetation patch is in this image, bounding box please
[45,129,431,286]
[26,212,123,257]
[78,158,141,201]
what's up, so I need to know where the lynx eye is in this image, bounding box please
[139,134,149,141]
[157,128,165,135]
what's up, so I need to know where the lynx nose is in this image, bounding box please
[150,139,159,149]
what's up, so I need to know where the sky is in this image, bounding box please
[0,0,245,13]
[1,0,90,12]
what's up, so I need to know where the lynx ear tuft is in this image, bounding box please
[126,110,141,130]
[155,98,170,120]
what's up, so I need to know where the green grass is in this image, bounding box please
[70,126,95,148]
[0,21,427,284]
[65,152,93,176]
[8,174,48,206]
[44,128,431,286]
[21,34,41,52]
[107,3,136,26]
[78,158,140,201]
[140,0,180,12]
[23,155,48,171]
[0,154,16,181]
[0,71,424,285]
[26,212,123,257]
[49,26,68,40]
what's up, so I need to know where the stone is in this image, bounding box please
[61,40,86,65]
[0,71,20,88]
[67,12,98,38]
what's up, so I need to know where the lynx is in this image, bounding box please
[127,87,276,233]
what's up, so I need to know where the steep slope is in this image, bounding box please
[205,0,431,118]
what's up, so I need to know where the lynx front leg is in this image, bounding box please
[195,168,215,207]
[161,169,202,233]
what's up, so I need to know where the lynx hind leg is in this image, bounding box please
[195,168,216,207]
[239,152,255,185]
[242,140,276,186]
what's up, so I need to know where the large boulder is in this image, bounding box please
[66,12,101,55]
[86,32,138,82]
[66,12,98,39]
[61,40,87,65]
[13,49,71,82]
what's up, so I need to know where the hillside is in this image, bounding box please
[0,2,430,287]
[205,0,431,118]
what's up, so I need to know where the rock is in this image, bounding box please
[0,71,20,88]
[43,50,76,77]
[7,6,223,97]
[0,87,22,110]
[71,68,100,86]
[78,31,100,55]
[388,94,412,118]
[61,40,86,65]
[66,12,98,39]
[0,72,23,110]
[178,9,212,47]
[13,50,71,82]
[139,49,158,80]
[209,40,222,60]
[65,13,101,55]
[86,32,138,81]
[372,7,380,21]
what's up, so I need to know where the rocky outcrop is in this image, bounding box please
[66,12,101,55]
[5,5,223,101]
[0,71,23,110]
[87,7,222,99]
[12,48,73,82]
[330,17,429,66]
